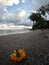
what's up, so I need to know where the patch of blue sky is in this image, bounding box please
[7,0,32,12]
[7,4,17,12]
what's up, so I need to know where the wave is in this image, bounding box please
[0,25,32,36]
[0,29,30,36]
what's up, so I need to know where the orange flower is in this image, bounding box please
[17,56,22,62]
[18,49,26,59]
[10,53,17,61]
[10,49,26,62]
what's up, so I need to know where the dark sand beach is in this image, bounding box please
[0,29,49,65]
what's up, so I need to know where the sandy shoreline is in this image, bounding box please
[0,30,49,65]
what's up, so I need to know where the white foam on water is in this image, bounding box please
[0,30,30,36]
[0,25,32,36]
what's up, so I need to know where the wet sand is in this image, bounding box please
[0,29,49,65]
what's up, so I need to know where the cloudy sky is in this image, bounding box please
[0,0,49,26]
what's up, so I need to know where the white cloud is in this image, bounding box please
[0,9,26,24]
[19,10,26,17]
[22,0,26,3]
[0,0,27,6]
[0,0,20,6]
[22,0,28,3]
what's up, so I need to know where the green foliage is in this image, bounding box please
[29,4,49,30]
[16,50,20,57]
[29,13,42,22]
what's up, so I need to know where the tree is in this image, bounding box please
[29,12,45,29]
[29,13,42,29]
[29,4,49,30]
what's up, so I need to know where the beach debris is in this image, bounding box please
[10,49,26,62]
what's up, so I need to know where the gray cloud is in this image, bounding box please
[29,0,49,11]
